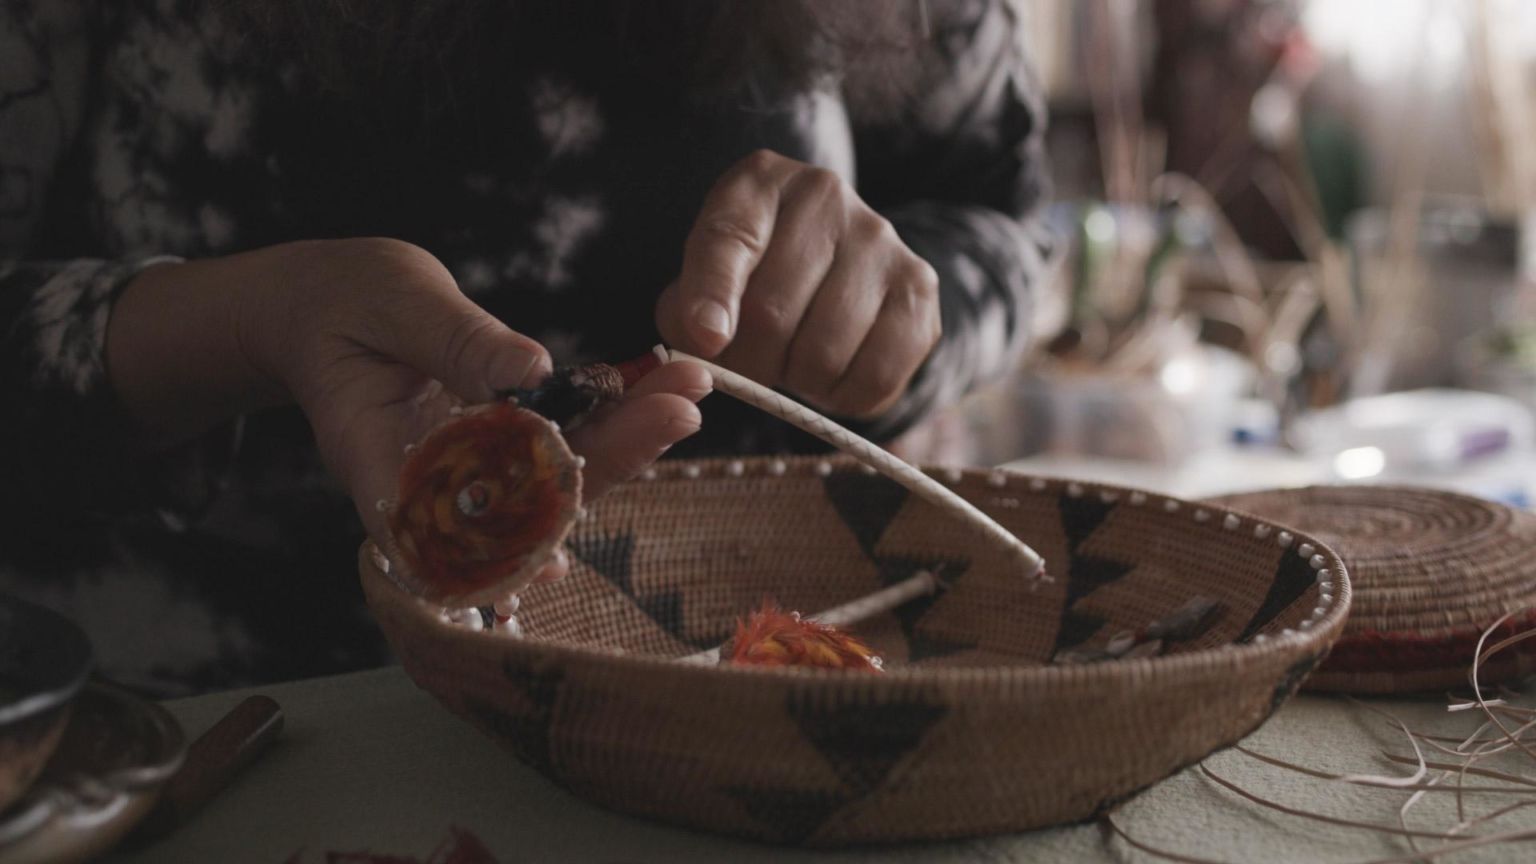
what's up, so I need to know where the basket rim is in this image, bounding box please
[362,459,1353,692]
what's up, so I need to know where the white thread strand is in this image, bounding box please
[667,348,1046,581]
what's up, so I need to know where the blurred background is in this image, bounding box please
[908,0,1536,507]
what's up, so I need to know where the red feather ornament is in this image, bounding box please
[724,603,884,672]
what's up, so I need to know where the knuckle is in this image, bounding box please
[739,148,783,178]
[437,312,500,378]
[738,290,795,337]
[888,259,941,315]
[907,256,940,297]
[850,211,897,245]
[790,346,844,393]
[691,215,768,259]
[865,365,906,401]
[801,167,846,204]
[349,237,445,280]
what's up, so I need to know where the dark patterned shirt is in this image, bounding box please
[0,0,1050,695]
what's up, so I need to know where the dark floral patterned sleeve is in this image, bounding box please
[848,0,1053,442]
[0,258,188,532]
[0,3,189,533]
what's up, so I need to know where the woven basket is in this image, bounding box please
[362,457,1351,845]
[1209,485,1536,694]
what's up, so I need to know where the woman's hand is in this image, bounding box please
[108,238,709,579]
[655,149,941,419]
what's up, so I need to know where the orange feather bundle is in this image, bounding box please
[723,604,884,672]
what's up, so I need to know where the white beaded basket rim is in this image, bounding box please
[361,458,1353,687]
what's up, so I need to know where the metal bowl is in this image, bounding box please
[0,596,92,814]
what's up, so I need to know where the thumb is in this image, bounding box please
[368,259,552,403]
[417,302,552,403]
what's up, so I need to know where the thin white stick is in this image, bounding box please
[665,348,1047,582]
[681,570,939,665]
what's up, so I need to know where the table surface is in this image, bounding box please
[102,665,1536,864]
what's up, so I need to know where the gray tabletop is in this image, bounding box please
[103,666,1536,863]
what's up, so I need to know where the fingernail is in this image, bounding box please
[694,301,732,341]
[667,416,703,437]
[493,351,547,393]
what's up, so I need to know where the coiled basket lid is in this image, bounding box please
[1210,485,1536,694]
[363,457,1350,845]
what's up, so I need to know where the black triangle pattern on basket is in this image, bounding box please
[726,693,949,842]
[1238,550,1317,644]
[875,555,976,661]
[568,531,725,650]
[723,787,855,844]
[568,532,636,592]
[823,468,977,662]
[1051,495,1135,654]
[822,469,910,556]
[792,696,949,795]
[461,655,566,781]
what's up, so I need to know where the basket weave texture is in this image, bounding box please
[1210,485,1536,694]
[363,457,1350,844]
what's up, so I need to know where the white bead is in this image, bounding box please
[494,594,521,616]
[683,464,701,479]
[1320,593,1333,604]
[1029,477,1048,491]
[1299,619,1314,630]
[1193,509,1210,523]
[1100,490,1119,504]
[1277,531,1293,547]
[815,461,833,477]
[1315,569,1330,584]
[988,471,1008,488]
[1313,606,1328,618]
[1310,554,1326,570]
[403,443,418,455]
[375,498,391,513]
[1164,499,1181,512]
[772,460,789,476]
[1319,582,1334,593]
[1223,514,1240,530]
[494,617,523,637]
[1281,628,1297,639]
[1129,491,1147,505]
[1254,524,1272,539]
[1066,483,1084,498]
[1253,634,1269,644]
[1298,543,1315,558]
[995,497,1021,509]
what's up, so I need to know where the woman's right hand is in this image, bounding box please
[107,238,710,579]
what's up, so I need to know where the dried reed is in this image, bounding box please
[1107,610,1536,863]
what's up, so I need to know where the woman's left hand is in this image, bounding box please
[655,149,941,419]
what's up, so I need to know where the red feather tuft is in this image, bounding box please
[724,603,884,672]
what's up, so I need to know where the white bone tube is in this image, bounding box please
[666,347,1046,582]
